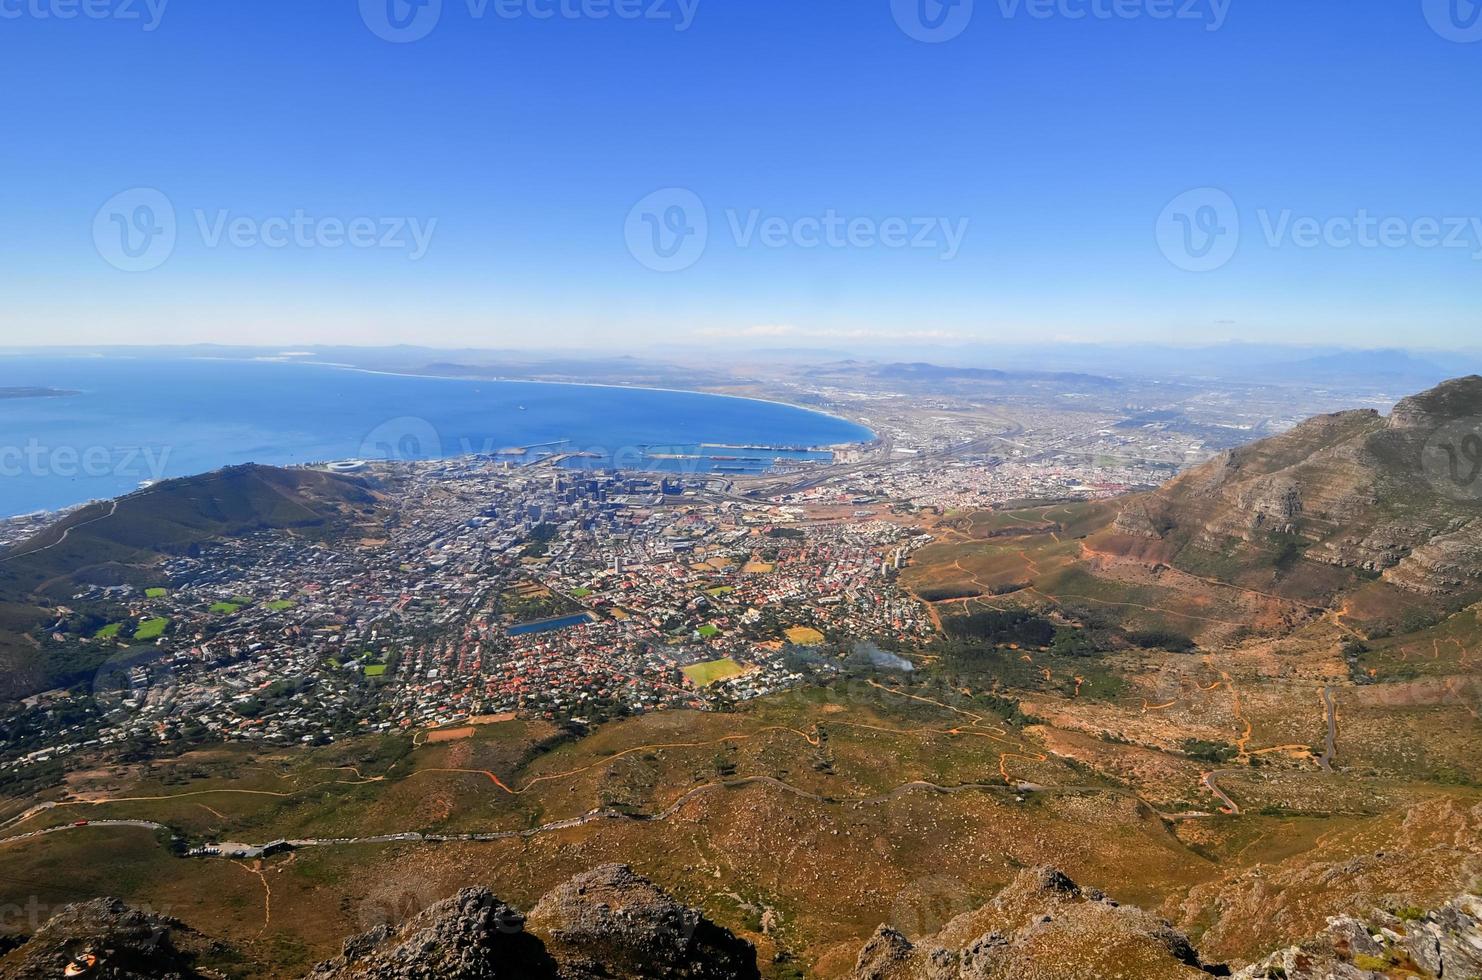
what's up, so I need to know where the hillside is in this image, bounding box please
[1104,376,1482,631]
[0,464,382,698]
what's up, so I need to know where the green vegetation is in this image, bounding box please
[570,587,592,598]
[1127,628,1196,652]
[682,657,746,685]
[94,623,122,639]
[209,602,243,615]
[520,522,560,558]
[363,664,388,678]
[265,599,297,611]
[1180,738,1238,764]
[697,624,721,638]
[135,617,169,640]
[1050,626,1099,657]
[943,609,1056,648]
[916,585,984,602]
[145,587,169,599]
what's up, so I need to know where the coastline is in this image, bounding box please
[0,355,878,519]
[276,358,879,450]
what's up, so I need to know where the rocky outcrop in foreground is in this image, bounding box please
[845,866,1218,980]
[4,866,1476,980]
[843,866,1482,980]
[0,897,217,979]
[1234,892,1482,980]
[305,863,759,980]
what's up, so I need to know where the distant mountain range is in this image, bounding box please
[6,343,1480,394]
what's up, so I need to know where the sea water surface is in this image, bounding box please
[0,356,872,517]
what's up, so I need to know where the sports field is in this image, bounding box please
[681,657,746,686]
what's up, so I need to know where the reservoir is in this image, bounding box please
[506,614,593,637]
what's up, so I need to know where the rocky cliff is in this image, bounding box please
[5,866,1477,980]
[304,863,759,980]
[1108,376,1482,620]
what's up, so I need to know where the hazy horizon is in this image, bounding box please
[4,1,1480,351]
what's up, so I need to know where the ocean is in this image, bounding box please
[0,356,873,517]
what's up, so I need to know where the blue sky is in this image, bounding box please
[1,0,1479,350]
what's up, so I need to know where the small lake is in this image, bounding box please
[506,614,593,637]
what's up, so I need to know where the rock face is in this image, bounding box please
[0,898,216,980]
[5,868,1477,980]
[305,887,554,979]
[843,866,1482,980]
[844,866,1215,980]
[306,864,759,980]
[525,864,760,979]
[1107,377,1482,621]
[1233,892,1482,980]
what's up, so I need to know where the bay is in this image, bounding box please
[0,356,872,517]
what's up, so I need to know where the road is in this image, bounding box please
[1317,685,1338,773]
[0,771,1217,861]
[1201,770,1242,815]
[0,499,119,563]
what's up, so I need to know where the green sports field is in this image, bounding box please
[681,657,746,686]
